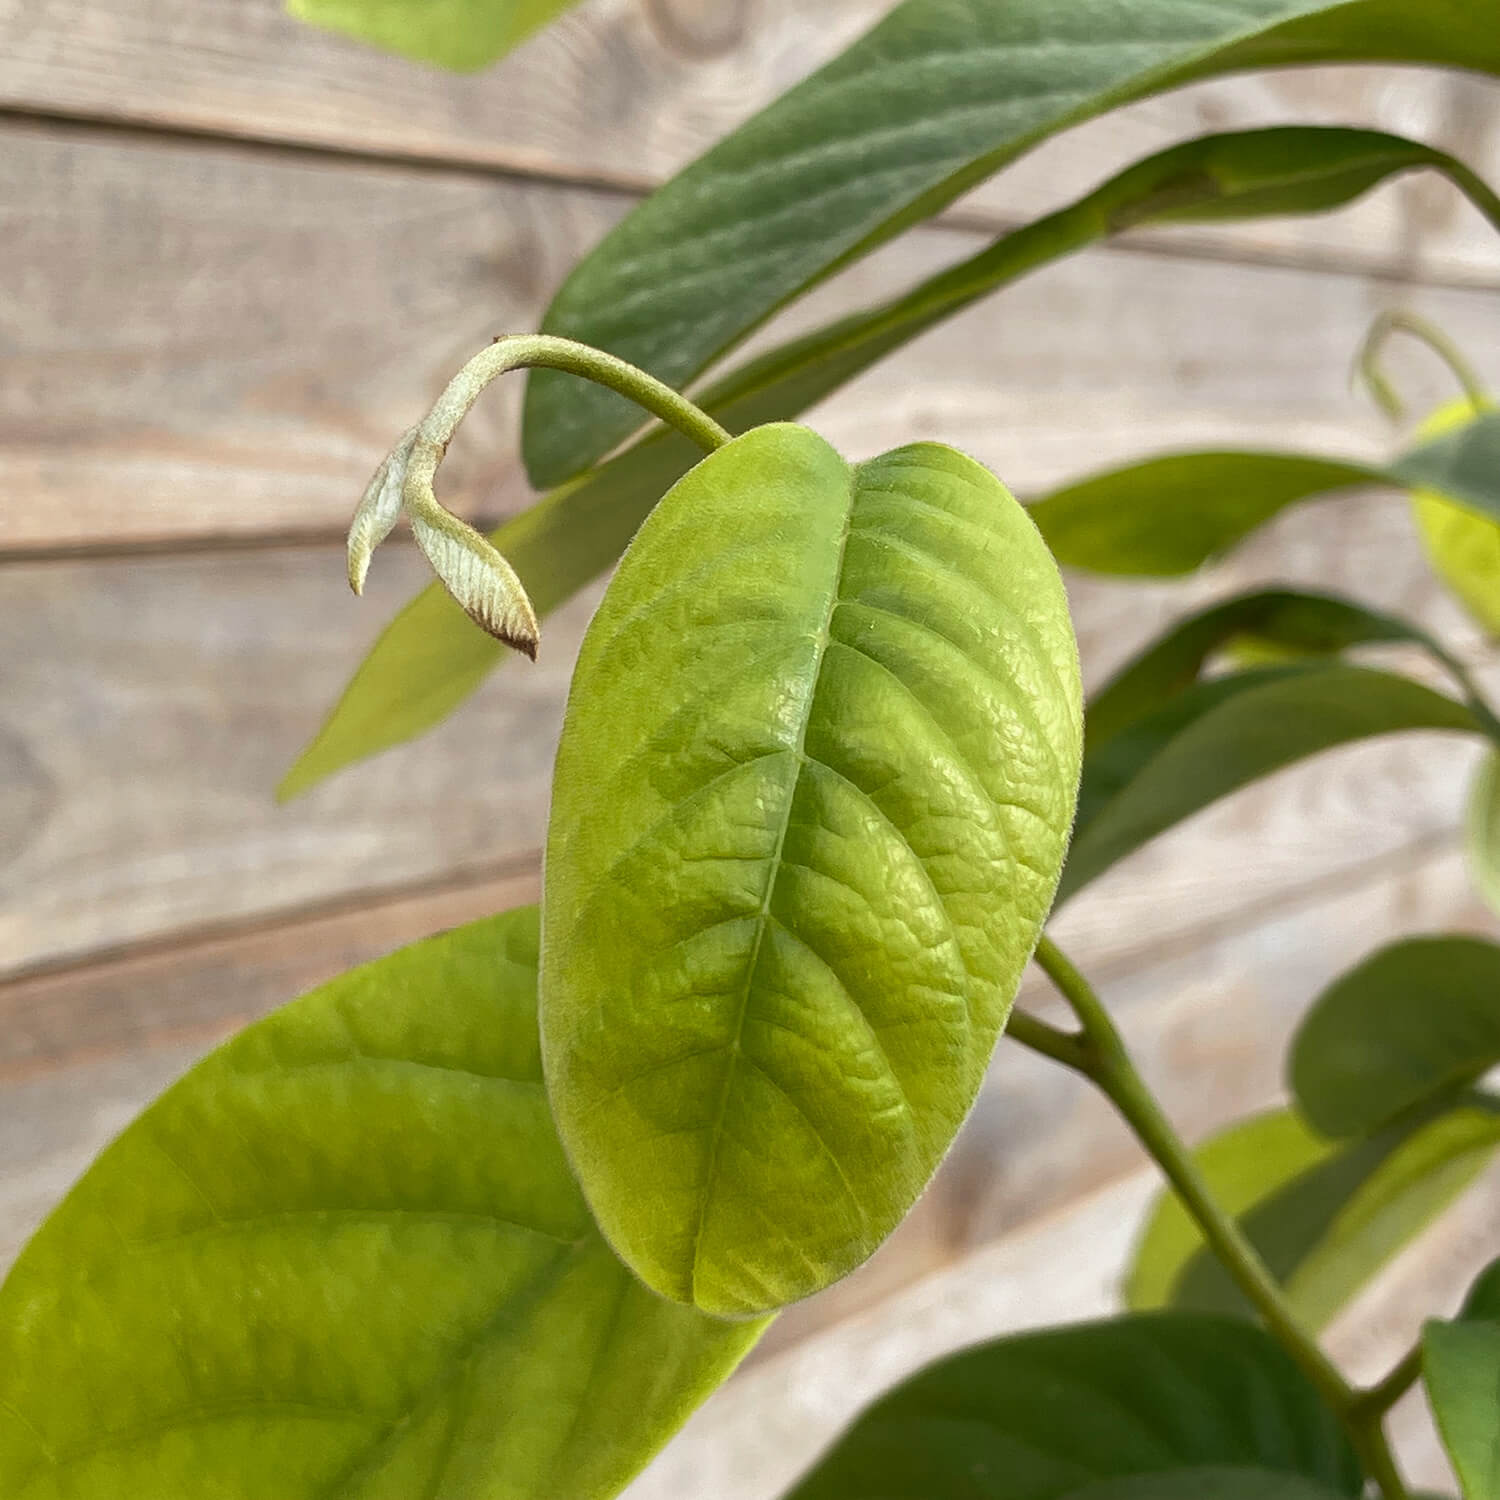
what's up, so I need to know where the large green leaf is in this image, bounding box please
[1083,589,1437,753]
[521,0,1500,487]
[1128,1107,1500,1333]
[1064,1477,1351,1500]
[0,908,766,1499]
[280,129,1500,797]
[1060,663,1476,902]
[1030,412,1500,576]
[782,1312,1361,1499]
[1290,937,1500,1138]
[286,0,579,69]
[1425,1257,1500,1500]
[540,427,1082,1318]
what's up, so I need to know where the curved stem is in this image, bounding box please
[1354,309,1488,424]
[348,335,731,656]
[414,334,732,467]
[1017,936,1412,1499]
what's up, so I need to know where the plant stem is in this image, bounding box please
[1354,308,1489,423]
[1015,936,1412,1499]
[1353,1344,1424,1420]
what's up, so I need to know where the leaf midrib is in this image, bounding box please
[685,467,859,1302]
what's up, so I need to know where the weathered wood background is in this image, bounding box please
[3,0,1500,1485]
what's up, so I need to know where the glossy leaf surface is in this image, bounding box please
[1128,1107,1500,1332]
[1290,936,1500,1137]
[1031,412,1500,575]
[522,0,1500,487]
[282,131,1499,795]
[1425,1256,1500,1500]
[783,1312,1360,1500]
[287,0,579,69]
[541,426,1082,1317]
[0,908,765,1499]
[1061,664,1475,903]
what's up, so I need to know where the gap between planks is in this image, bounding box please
[0,821,1458,1086]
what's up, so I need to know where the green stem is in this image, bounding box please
[347,335,731,654]
[1353,1344,1424,1421]
[1015,936,1412,1500]
[1354,308,1489,424]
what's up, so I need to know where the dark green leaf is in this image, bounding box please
[1064,1475,1351,1500]
[1290,937,1500,1138]
[1084,589,1428,753]
[281,131,1500,796]
[1396,411,1500,526]
[522,0,1500,487]
[783,1312,1361,1500]
[286,0,580,70]
[0,907,765,1499]
[1425,1259,1500,1499]
[1061,664,1475,903]
[1130,1108,1500,1333]
[540,427,1082,1317]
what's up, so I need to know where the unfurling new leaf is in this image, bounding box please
[541,426,1082,1318]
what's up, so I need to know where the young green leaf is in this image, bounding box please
[782,1312,1361,1500]
[521,0,1500,488]
[1425,1256,1500,1500]
[541,427,1082,1318]
[1061,663,1477,903]
[1469,752,1500,918]
[1084,589,1434,753]
[1128,1107,1500,1333]
[1409,399,1500,640]
[286,0,581,70]
[0,907,766,1499]
[281,131,1500,797]
[1290,937,1500,1138]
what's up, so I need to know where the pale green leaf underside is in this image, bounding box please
[1031,413,1500,576]
[541,426,1082,1318]
[0,908,765,1499]
[784,1312,1360,1499]
[523,0,1500,487]
[1469,753,1500,919]
[1062,662,1476,903]
[1291,936,1500,1138]
[280,127,1494,797]
[1127,1107,1500,1334]
[287,0,578,70]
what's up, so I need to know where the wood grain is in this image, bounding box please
[2,0,1498,283]
[7,118,1500,554]
[4,475,1494,977]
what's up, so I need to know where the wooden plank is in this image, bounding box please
[7,120,1500,554]
[0,541,596,974]
[0,122,626,551]
[0,862,541,1079]
[3,471,1494,976]
[2,0,1498,284]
